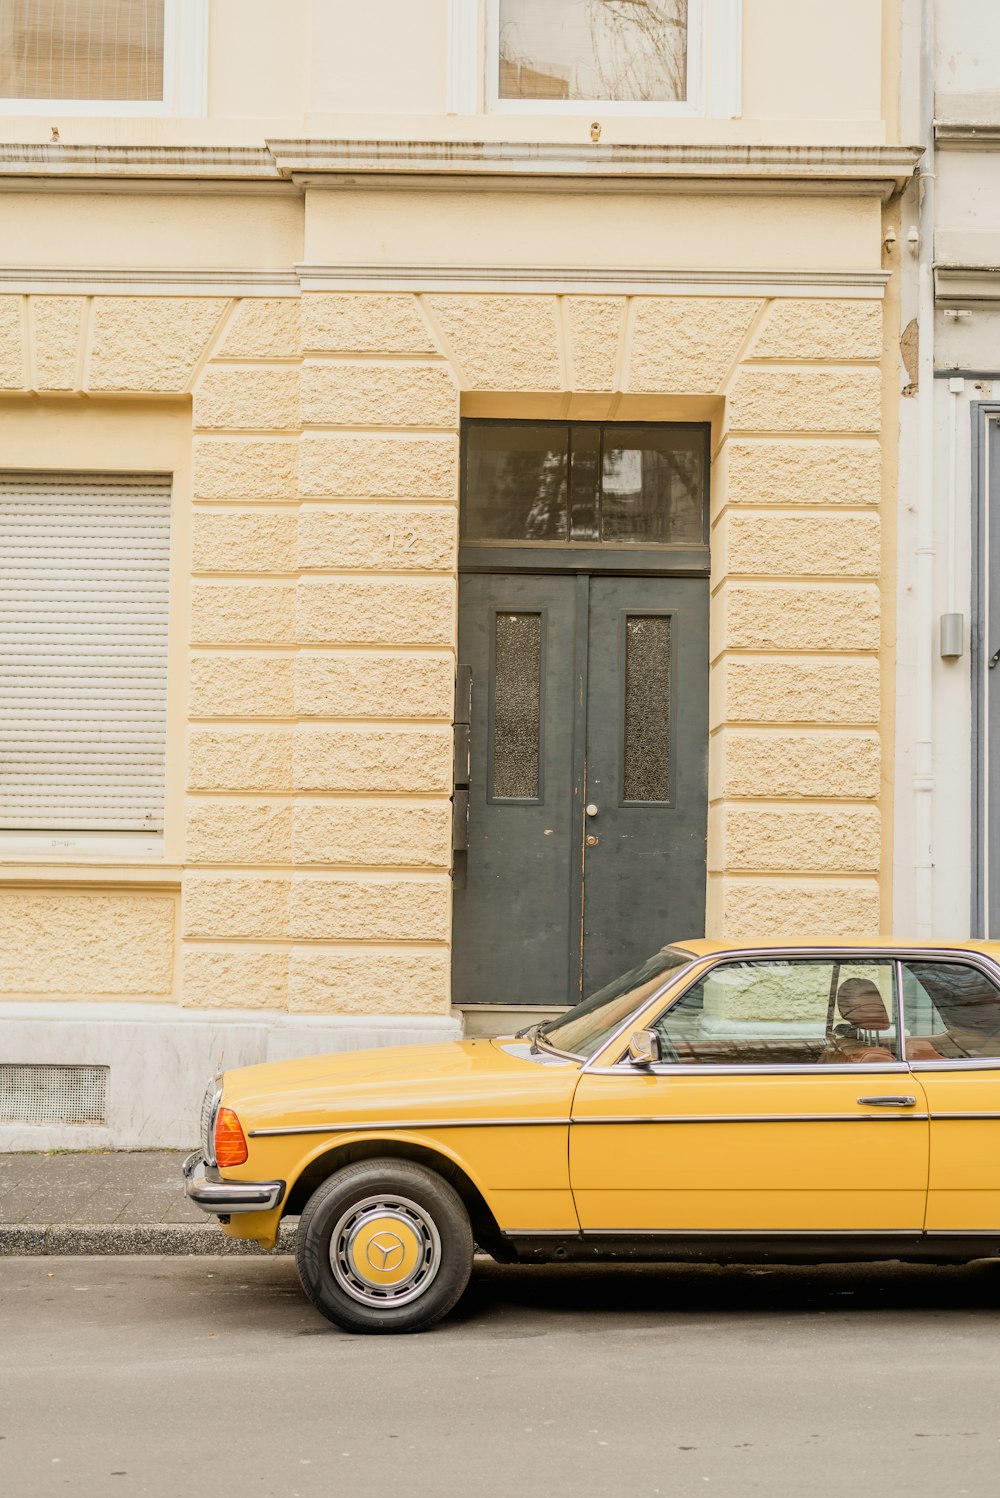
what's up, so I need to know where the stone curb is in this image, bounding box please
[0,1222,298,1256]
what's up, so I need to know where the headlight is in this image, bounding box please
[200,1078,222,1166]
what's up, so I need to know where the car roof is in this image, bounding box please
[670,937,1000,959]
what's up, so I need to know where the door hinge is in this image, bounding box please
[452,789,470,852]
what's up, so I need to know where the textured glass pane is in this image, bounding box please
[602,427,705,544]
[623,616,670,802]
[465,425,568,541]
[0,0,164,101]
[493,613,541,799]
[498,0,688,103]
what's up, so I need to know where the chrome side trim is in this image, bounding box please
[247,1117,569,1138]
[585,1062,911,1077]
[569,1112,929,1125]
[250,1107,936,1138]
[930,1111,1000,1120]
[909,1059,1000,1070]
[575,1228,923,1239]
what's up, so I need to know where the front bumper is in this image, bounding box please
[182,1152,285,1216]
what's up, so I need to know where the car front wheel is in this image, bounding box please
[294,1158,474,1333]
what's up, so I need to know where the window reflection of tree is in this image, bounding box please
[588,0,688,103]
[491,448,568,539]
[498,0,688,104]
[602,444,702,542]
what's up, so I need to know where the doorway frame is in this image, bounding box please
[454,417,712,1011]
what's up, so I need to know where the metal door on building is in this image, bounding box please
[452,420,710,1008]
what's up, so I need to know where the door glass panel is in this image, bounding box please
[602,427,705,544]
[623,615,671,803]
[900,960,1000,1060]
[649,959,899,1066]
[464,425,569,541]
[492,612,542,800]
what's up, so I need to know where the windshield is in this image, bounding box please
[539,947,696,1059]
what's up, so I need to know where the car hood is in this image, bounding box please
[221,1037,578,1135]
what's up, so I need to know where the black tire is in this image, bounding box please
[294,1158,474,1334]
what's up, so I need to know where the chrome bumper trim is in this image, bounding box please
[182,1151,285,1216]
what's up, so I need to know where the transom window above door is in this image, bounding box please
[462,421,708,547]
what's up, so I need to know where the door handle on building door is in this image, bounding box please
[990,647,1000,669]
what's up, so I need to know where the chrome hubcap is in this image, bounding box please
[330,1194,441,1308]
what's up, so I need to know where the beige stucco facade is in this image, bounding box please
[0,0,920,1144]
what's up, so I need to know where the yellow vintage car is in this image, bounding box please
[183,938,1000,1333]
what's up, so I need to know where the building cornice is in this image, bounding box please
[935,264,1000,304]
[0,138,922,200]
[0,142,281,179]
[935,122,1000,150]
[0,265,300,295]
[0,263,890,298]
[297,263,891,297]
[267,139,921,199]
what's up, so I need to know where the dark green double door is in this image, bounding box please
[452,572,708,1007]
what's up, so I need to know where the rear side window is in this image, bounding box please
[900,961,1000,1061]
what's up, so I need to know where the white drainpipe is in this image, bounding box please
[914,0,936,936]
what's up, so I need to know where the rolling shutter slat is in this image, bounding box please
[0,472,171,832]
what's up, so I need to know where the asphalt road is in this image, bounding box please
[3,1255,1000,1498]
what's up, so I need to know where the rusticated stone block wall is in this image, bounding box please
[186,293,457,1015]
[0,283,888,1013]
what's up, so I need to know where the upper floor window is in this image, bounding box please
[470,0,739,119]
[497,0,688,105]
[0,0,163,101]
[0,0,205,115]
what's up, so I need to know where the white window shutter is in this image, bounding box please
[0,472,171,832]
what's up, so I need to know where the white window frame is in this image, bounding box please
[0,0,207,117]
[454,0,740,119]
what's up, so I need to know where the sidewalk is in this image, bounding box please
[0,1151,296,1255]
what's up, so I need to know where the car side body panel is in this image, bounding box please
[215,1039,581,1249]
[916,1069,1000,1230]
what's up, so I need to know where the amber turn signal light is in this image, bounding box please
[214,1107,248,1167]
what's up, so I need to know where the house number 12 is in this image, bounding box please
[386,527,418,553]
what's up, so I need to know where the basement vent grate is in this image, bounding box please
[0,1064,108,1126]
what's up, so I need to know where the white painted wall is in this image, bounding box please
[893,0,1000,937]
[0,1005,462,1150]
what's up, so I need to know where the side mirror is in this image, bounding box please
[627,1029,662,1067]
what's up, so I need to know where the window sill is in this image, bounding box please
[0,862,183,889]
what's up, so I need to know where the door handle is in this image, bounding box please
[856,1095,917,1108]
[586,803,599,818]
[991,648,1000,670]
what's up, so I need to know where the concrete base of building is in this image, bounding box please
[0,1003,464,1150]
[458,1003,570,1038]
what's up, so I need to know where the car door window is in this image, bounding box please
[900,960,1000,1061]
[648,959,899,1066]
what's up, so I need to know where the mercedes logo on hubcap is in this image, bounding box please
[366,1231,406,1272]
